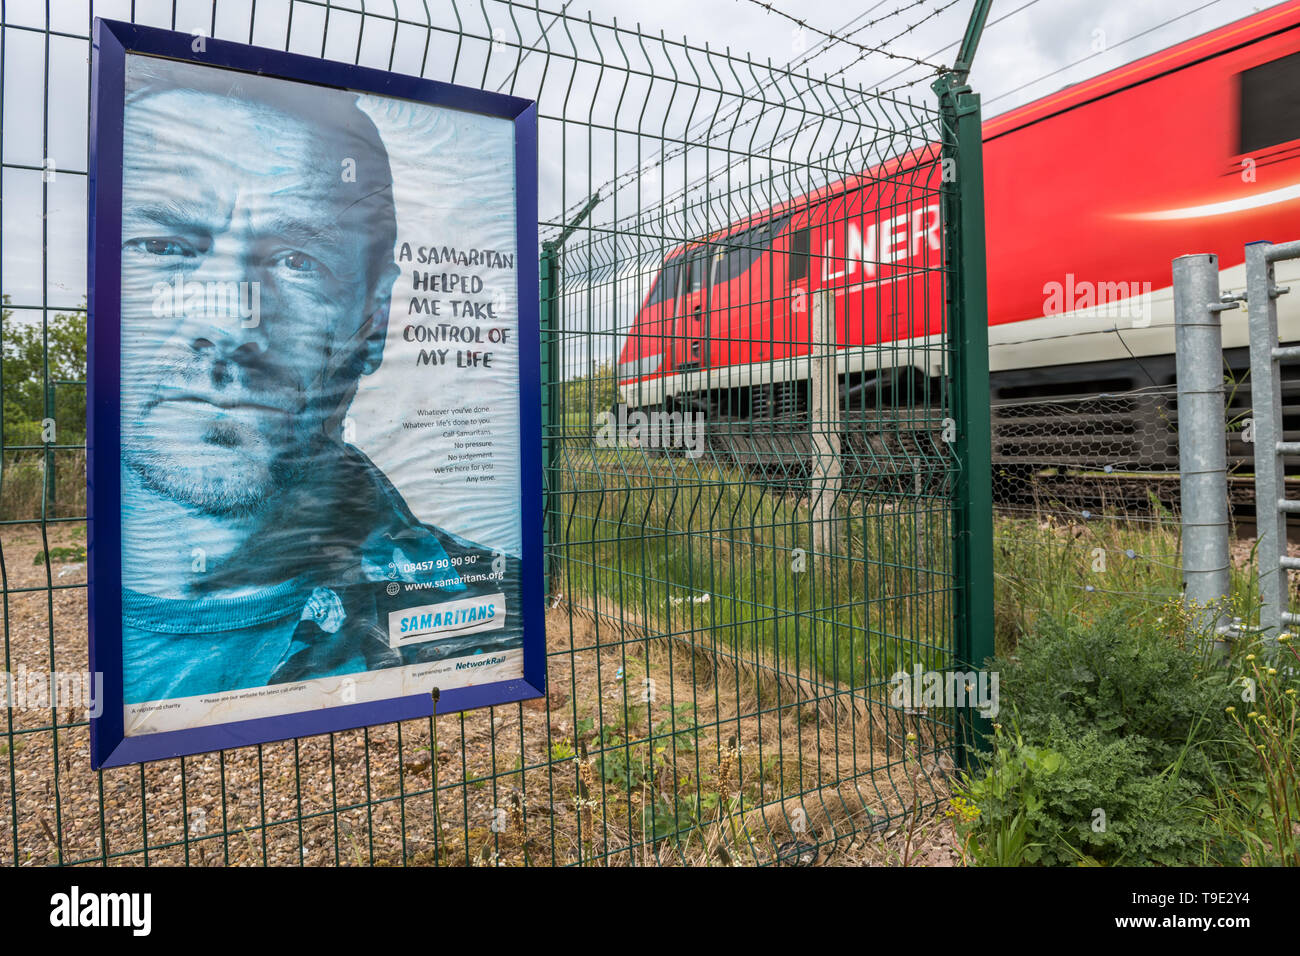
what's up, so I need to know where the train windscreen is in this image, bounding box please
[1240,50,1300,153]
[645,258,683,306]
[712,214,792,285]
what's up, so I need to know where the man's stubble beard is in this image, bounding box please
[122,345,325,517]
[124,423,309,519]
[122,374,359,519]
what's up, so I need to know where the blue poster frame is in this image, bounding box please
[88,18,543,769]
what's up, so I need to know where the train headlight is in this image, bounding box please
[617,355,663,380]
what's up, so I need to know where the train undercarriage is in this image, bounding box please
[616,345,1300,511]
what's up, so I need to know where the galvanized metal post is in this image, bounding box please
[809,288,841,557]
[1172,254,1231,648]
[1248,239,1300,639]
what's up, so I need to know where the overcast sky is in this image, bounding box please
[575,0,1281,117]
[0,0,1286,314]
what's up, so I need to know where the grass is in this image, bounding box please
[3,425,1287,864]
[0,449,86,521]
[553,446,953,695]
[948,609,1300,866]
[554,446,1300,864]
[992,506,1263,658]
[552,446,1269,691]
[1214,636,1300,865]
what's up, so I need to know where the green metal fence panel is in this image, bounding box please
[1,0,989,866]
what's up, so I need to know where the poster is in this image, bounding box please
[88,20,543,768]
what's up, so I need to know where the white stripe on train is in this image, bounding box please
[616,257,1300,408]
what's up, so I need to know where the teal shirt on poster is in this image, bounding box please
[120,578,363,704]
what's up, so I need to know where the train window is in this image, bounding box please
[714,229,756,286]
[686,248,710,293]
[715,214,792,283]
[714,229,753,283]
[1240,52,1300,153]
[788,227,810,282]
[646,259,682,305]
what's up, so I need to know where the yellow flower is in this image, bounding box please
[1246,654,1257,662]
[1225,706,1236,714]
[1247,711,1259,719]
[945,796,980,824]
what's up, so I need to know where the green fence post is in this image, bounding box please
[537,195,599,599]
[935,76,995,769]
[539,241,561,596]
[45,382,56,515]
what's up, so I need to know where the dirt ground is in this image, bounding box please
[0,522,962,867]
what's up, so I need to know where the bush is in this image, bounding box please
[996,605,1243,792]
[955,719,1236,866]
[953,604,1247,866]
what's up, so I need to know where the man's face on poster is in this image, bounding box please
[119,84,397,516]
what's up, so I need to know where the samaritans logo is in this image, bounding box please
[387,592,506,648]
[594,403,705,458]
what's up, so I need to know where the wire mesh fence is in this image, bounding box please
[1,0,986,866]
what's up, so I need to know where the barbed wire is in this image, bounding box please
[546,0,1076,259]
[823,0,1227,123]
[743,0,949,71]
[554,0,962,229]
[855,0,1045,97]
[551,0,1244,289]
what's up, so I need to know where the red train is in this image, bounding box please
[614,1,1300,477]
